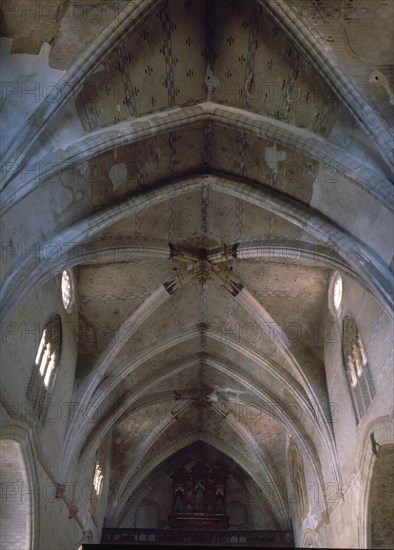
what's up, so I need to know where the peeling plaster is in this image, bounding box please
[109,163,128,191]
[369,70,394,106]
[0,38,65,154]
[310,164,394,265]
[205,65,220,101]
[1,2,393,545]
[264,142,287,181]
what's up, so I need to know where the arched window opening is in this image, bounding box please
[26,315,62,420]
[333,274,342,311]
[61,269,75,312]
[93,462,104,496]
[342,316,375,423]
[90,453,105,522]
[0,440,31,550]
[328,272,343,316]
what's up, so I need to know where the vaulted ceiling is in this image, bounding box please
[1,0,393,531]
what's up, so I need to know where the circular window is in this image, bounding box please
[61,269,74,312]
[333,274,343,310]
[329,272,343,315]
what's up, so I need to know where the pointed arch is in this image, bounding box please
[261,0,393,170]
[2,175,392,332]
[0,0,160,185]
[357,415,394,548]
[110,433,288,528]
[2,102,391,214]
[0,423,40,550]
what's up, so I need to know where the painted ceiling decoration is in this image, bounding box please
[0,0,393,542]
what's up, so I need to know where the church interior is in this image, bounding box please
[0,0,393,548]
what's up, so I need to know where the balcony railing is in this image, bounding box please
[101,527,294,546]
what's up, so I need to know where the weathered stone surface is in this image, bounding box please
[1,1,393,548]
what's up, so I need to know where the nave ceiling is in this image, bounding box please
[1,0,393,531]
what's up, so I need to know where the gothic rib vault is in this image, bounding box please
[0,0,393,548]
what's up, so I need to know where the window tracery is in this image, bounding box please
[93,462,104,496]
[90,455,105,520]
[26,315,62,420]
[342,316,375,422]
[61,269,75,312]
